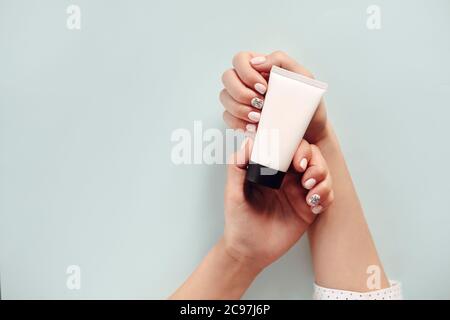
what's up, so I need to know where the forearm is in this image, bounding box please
[170,237,261,300]
[309,122,390,292]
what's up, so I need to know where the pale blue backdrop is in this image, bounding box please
[1,0,449,299]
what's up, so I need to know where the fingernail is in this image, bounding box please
[254,83,266,95]
[250,56,266,65]
[299,158,308,171]
[246,123,256,132]
[251,97,264,109]
[248,111,260,122]
[308,194,321,206]
[312,205,323,215]
[240,137,249,150]
[304,178,316,190]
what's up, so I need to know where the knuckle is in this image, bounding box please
[232,51,247,65]
[221,69,234,84]
[222,110,229,122]
[297,143,312,163]
[273,50,287,59]
[219,89,226,102]
[223,111,241,129]
[235,90,249,103]
[303,142,312,158]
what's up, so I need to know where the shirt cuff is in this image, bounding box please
[313,280,402,300]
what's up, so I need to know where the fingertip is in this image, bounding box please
[293,140,312,173]
[307,193,321,207]
[305,181,333,209]
[232,52,268,93]
[245,123,257,133]
[299,158,308,172]
[311,205,323,215]
[250,97,264,110]
[250,56,266,65]
[303,178,316,190]
[302,165,327,186]
[312,191,333,212]
[254,83,267,95]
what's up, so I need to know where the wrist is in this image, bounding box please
[192,237,262,299]
[170,237,262,299]
[217,237,264,279]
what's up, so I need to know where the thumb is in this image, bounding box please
[226,137,253,187]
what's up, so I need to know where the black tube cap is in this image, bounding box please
[245,161,286,189]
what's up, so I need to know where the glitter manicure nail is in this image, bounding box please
[251,97,264,109]
[308,194,321,206]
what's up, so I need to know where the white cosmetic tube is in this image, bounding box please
[245,66,328,189]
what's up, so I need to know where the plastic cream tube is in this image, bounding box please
[245,66,328,189]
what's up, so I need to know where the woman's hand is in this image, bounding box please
[223,138,334,272]
[220,50,329,143]
[171,139,333,300]
[172,51,390,299]
[171,138,334,300]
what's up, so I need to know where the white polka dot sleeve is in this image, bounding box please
[313,281,402,300]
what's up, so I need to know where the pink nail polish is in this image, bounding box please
[304,178,316,190]
[312,205,323,215]
[246,124,256,132]
[254,83,266,95]
[250,97,264,110]
[248,111,261,122]
[308,194,321,206]
[250,56,266,65]
[299,158,308,171]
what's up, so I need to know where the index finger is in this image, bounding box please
[250,50,314,78]
[232,51,268,95]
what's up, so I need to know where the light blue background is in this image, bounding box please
[1,0,449,299]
